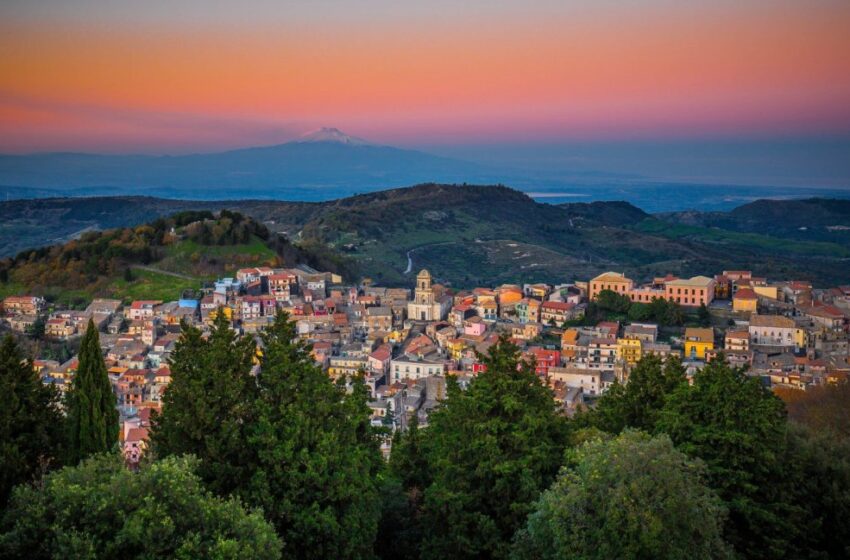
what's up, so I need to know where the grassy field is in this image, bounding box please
[108,269,200,303]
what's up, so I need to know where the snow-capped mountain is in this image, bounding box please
[296,127,371,146]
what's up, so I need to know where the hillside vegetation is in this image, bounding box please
[2,185,849,291]
[0,210,354,305]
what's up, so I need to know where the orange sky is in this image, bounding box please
[1,1,849,152]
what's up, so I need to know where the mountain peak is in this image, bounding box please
[295,127,370,146]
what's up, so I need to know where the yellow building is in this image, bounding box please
[617,337,642,365]
[732,288,758,313]
[684,327,715,360]
[589,272,634,300]
[753,285,779,300]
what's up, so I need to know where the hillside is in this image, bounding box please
[0,210,353,306]
[658,198,850,244]
[250,184,850,287]
[2,185,850,292]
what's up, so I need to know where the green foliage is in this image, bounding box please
[244,311,382,559]
[152,311,381,558]
[65,320,118,464]
[0,335,64,506]
[656,359,791,559]
[0,454,281,560]
[377,415,429,560]
[582,354,687,434]
[150,312,257,496]
[595,289,632,314]
[513,431,730,560]
[781,423,850,559]
[584,290,684,327]
[418,336,569,560]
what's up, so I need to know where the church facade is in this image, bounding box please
[407,269,446,322]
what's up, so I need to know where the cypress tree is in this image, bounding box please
[66,319,118,464]
[0,335,64,506]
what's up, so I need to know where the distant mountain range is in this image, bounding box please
[2,184,849,288]
[0,128,495,199]
[2,128,849,214]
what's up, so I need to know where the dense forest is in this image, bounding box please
[1,312,849,559]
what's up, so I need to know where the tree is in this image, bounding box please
[66,320,118,464]
[596,289,631,314]
[697,303,711,327]
[0,454,282,559]
[377,415,430,559]
[419,336,568,560]
[513,431,730,560]
[150,312,257,496]
[0,335,64,506]
[26,315,45,340]
[780,423,850,559]
[656,359,791,559]
[245,311,382,559]
[778,380,850,441]
[123,267,134,282]
[584,354,687,434]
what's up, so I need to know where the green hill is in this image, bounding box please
[0,210,353,306]
[2,185,849,293]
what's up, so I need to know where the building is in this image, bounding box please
[2,295,45,316]
[617,337,642,365]
[749,315,805,350]
[684,327,714,360]
[724,329,750,352]
[407,270,445,322]
[664,276,715,307]
[733,288,758,313]
[589,272,634,301]
[548,366,602,396]
[540,301,577,325]
[390,355,446,382]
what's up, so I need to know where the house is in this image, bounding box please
[2,295,45,316]
[684,327,714,360]
[748,315,804,350]
[123,427,149,468]
[540,301,576,326]
[733,288,758,313]
[586,338,618,371]
[390,355,446,382]
[526,347,561,377]
[463,316,487,337]
[368,345,392,377]
[515,298,541,324]
[45,318,76,339]
[366,306,393,332]
[725,329,750,351]
[617,337,642,365]
[623,323,658,343]
[126,300,162,321]
[548,366,602,396]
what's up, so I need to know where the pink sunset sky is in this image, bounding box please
[1,0,849,154]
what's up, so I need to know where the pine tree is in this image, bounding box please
[656,359,792,559]
[0,335,64,506]
[419,335,569,560]
[66,319,118,464]
[245,311,382,559]
[150,312,257,496]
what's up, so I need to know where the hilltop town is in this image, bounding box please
[3,259,848,466]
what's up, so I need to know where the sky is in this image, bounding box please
[1,0,849,186]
